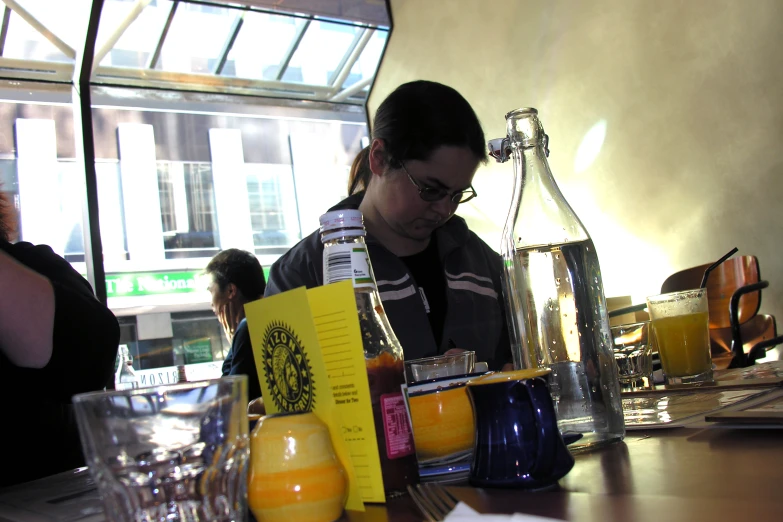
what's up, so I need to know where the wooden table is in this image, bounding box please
[2,427,780,521]
[346,426,783,521]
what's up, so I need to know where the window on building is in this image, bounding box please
[158,162,220,259]
[246,163,300,256]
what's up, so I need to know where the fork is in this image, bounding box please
[407,483,459,521]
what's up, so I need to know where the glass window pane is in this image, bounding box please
[225,12,307,81]
[286,21,361,86]
[4,0,91,62]
[99,0,175,68]
[157,3,238,74]
[118,317,139,370]
[246,164,300,256]
[341,29,388,90]
[136,337,174,370]
[0,159,20,241]
[58,161,85,262]
[95,161,129,264]
[4,11,69,63]
[171,313,230,365]
[13,117,90,265]
[158,162,219,259]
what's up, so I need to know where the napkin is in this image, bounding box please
[444,502,564,522]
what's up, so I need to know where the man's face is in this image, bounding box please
[208,276,230,316]
[372,145,480,241]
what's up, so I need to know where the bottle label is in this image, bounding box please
[324,243,376,290]
[380,392,415,459]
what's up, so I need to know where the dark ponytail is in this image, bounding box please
[348,80,487,194]
[348,146,371,195]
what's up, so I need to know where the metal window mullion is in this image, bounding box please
[92,0,152,72]
[2,0,75,59]
[93,64,336,93]
[0,7,11,56]
[365,1,394,129]
[147,0,178,69]
[213,11,245,75]
[275,18,311,81]
[329,27,373,91]
[329,76,372,102]
[327,27,364,86]
[73,0,107,304]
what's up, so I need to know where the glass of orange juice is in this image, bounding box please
[646,289,713,385]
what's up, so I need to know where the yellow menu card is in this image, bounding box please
[307,282,386,503]
[245,282,385,507]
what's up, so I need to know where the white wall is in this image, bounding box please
[370,0,783,321]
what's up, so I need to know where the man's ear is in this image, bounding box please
[368,138,388,177]
[226,282,239,300]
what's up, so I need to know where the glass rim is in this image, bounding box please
[646,288,707,303]
[610,320,650,331]
[72,375,247,403]
[404,351,476,366]
[505,107,538,119]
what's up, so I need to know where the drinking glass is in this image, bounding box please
[646,289,713,385]
[610,321,654,390]
[73,376,249,522]
[404,351,476,384]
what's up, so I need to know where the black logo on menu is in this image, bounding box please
[262,322,315,412]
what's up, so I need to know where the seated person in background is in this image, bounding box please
[265,80,512,371]
[206,248,265,401]
[0,191,120,488]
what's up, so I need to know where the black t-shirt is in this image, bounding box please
[0,240,120,487]
[221,318,262,401]
[400,239,447,349]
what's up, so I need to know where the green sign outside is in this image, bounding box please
[103,267,271,298]
[105,270,206,298]
[184,338,213,364]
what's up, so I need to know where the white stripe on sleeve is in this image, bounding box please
[447,279,498,299]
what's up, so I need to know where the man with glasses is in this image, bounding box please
[266,81,511,371]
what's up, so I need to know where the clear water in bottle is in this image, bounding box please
[511,238,624,450]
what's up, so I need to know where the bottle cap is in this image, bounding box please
[319,209,365,242]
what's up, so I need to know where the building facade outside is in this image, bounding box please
[0,0,387,382]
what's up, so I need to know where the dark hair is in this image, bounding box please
[205,248,266,301]
[0,189,15,242]
[348,80,487,194]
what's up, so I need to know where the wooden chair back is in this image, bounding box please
[709,314,777,355]
[660,256,760,329]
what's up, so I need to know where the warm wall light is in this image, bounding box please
[574,120,607,173]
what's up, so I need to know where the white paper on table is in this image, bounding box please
[444,501,564,522]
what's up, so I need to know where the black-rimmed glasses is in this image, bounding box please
[400,162,477,204]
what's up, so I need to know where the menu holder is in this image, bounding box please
[0,467,103,522]
[623,388,776,429]
[245,282,386,508]
[705,391,783,425]
[621,360,783,397]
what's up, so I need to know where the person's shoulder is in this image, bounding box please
[275,192,361,268]
[2,239,56,259]
[466,230,500,259]
[266,228,324,295]
[3,240,94,289]
[233,318,250,344]
[441,216,500,259]
[236,317,249,333]
[271,228,322,268]
[234,317,250,337]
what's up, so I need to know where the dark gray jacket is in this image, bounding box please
[265,193,511,370]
